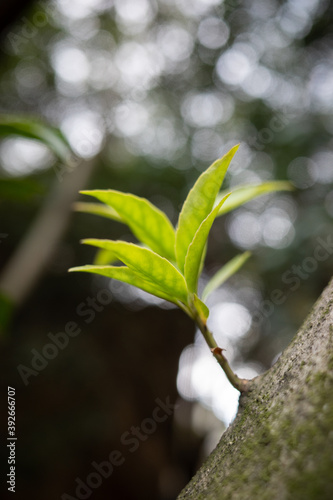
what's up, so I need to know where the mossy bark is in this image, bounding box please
[178,277,333,500]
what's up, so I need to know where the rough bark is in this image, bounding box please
[178,277,333,500]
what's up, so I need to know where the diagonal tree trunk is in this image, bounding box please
[0,159,95,311]
[178,277,333,499]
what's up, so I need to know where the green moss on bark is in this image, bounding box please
[178,278,333,499]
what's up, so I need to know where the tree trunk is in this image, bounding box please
[0,159,95,310]
[178,277,333,499]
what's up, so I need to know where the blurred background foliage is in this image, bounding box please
[0,0,333,499]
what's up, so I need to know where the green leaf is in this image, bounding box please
[81,239,188,303]
[73,202,123,222]
[68,265,180,304]
[175,144,239,272]
[93,249,119,266]
[184,194,231,294]
[202,251,251,302]
[192,294,210,322]
[93,242,145,266]
[216,181,293,216]
[0,114,71,163]
[80,190,176,261]
[198,242,207,277]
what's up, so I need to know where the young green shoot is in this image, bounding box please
[69,145,292,393]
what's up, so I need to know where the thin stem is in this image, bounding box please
[196,317,250,393]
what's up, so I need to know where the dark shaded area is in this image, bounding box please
[2,296,195,499]
[0,0,36,40]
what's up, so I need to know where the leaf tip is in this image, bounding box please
[80,238,97,246]
[229,143,240,154]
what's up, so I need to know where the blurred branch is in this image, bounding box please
[0,158,95,313]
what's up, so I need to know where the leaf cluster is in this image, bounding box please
[70,145,291,323]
